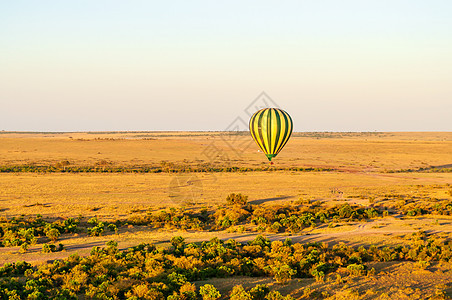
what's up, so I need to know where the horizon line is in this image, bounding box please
[1,130,451,134]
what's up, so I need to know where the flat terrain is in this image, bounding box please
[0,131,451,299]
[1,131,451,171]
[1,172,450,218]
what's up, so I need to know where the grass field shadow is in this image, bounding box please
[249,196,292,205]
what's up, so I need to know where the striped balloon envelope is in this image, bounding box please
[249,108,293,161]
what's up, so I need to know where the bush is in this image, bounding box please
[87,218,105,236]
[230,285,252,300]
[107,224,118,234]
[171,236,185,255]
[46,228,61,242]
[42,243,64,253]
[226,193,248,206]
[0,232,451,299]
[179,282,197,299]
[2,228,37,247]
[265,290,294,300]
[273,264,297,284]
[250,284,270,300]
[19,243,30,253]
[199,284,221,300]
[347,264,366,276]
[62,218,79,233]
[415,260,430,269]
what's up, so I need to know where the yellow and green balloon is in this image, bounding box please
[249,108,293,161]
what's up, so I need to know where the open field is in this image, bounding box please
[0,172,451,218]
[0,132,451,299]
[1,131,451,171]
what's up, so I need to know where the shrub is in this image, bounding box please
[179,282,197,300]
[2,228,37,247]
[273,264,297,284]
[171,236,185,255]
[42,243,64,253]
[230,285,252,300]
[125,284,164,299]
[347,264,366,276]
[415,260,430,269]
[250,284,270,300]
[46,228,61,242]
[19,243,29,253]
[226,193,248,206]
[265,290,294,300]
[214,207,250,229]
[87,218,105,236]
[107,224,118,234]
[62,217,79,233]
[199,284,221,300]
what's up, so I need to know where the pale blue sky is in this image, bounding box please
[1,0,451,131]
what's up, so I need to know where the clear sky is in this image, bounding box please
[1,0,451,132]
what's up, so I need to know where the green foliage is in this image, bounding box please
[107,223,118,234]
[0,215,80,249]
[62,218,80,233]
[265,290,294,300]
[171,236,185,256]
[226,193,249,206]
[250,284,270,300]
[2,228,37,247]
[214,205,251,229]
[249,235,271,248]
[0,201,389,244]
[347,263,366,276]
[199,284,221,300]
[0,164,334,174]
[87,217,105,236]
[45,228,60,242]
[273,264,297,284]
[0,232,452,298]
[42,243,64,253]
[230,285,253,300]
[415,260,430,269]
[0,261,32,277]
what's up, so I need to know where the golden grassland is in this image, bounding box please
[1,131,451,171]
[0,131,452,298]
[0,172,451,219]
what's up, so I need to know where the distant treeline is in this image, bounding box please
[3,164,451,173]
[291,132,385,138]
[0,165,333,174]
[0,131,391,139]
[387,167,452,173]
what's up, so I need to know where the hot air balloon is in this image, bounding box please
[249,108,293,162]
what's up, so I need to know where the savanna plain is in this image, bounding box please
[0,131,451,299]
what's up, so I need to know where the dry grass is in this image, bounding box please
[1,172,450,219]
[0,131,451,171]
